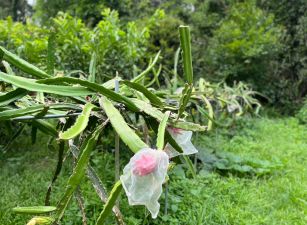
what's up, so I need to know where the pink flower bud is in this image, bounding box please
[120,148,169,218]
[169,127,183,135]
[133,154,157,176]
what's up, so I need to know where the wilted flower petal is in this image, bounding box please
[120,148,169,218]
[164,128,198,158]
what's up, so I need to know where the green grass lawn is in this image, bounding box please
[0,117,306,225]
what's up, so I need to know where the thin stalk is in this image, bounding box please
[114,77,120,207]
[75,187,87,225]
[173,47,180,93]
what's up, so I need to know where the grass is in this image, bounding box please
[0,117,306,225]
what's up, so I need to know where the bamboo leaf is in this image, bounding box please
[95,181,123,225]
[156,111,170,150]
[38,77,139,112]
[0,88,28,107]
[121,80,163,107]
[59,102,95,140]
[12,206,56,214]
[179,26,193,84]
[100,97,148,153]
[55,126,103,222]
[0,72,93,97]
[0,46,51,78]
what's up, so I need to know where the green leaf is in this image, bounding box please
[196,105,227,128]
[100,97,148,153]
[156,111,170,150]
[0,46,51,78]
[95,181,123,225]
[177,83,193,120]
[27,216,54,225]
[45,140,65,206]
[0,104,80,120]
[102,77,122,90]
[55,126,103,222]
[32,120,58,137]
[131,51,161,83]
[2,60,15,75]
[172,47,180,93]
[59,102,95,140]
[69,145,125,224]
[200,96,214,130]
[0,88,28,107]
[12,206,56,214]
[121,80,163,107]
[47,31,56,75]
[182,155,197,178]
[38,77,139,112]
[88,52,97,83]
[131,98,206,131]
[0,72,93,97]
[179,26,193,84]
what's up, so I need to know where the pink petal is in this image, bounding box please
[133,154,157,176]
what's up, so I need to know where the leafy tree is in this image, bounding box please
[0,0,32,21]
[258,0,307,110]
[205,0,283,85]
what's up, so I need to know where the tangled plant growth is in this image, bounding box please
[0,25,261,224]
[0,9,162,82]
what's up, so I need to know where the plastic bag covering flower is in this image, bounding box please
[120,148,169,218]
[165,128,198,158]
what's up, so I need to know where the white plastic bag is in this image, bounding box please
[120,148,169,218]
[164,127,198,158]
